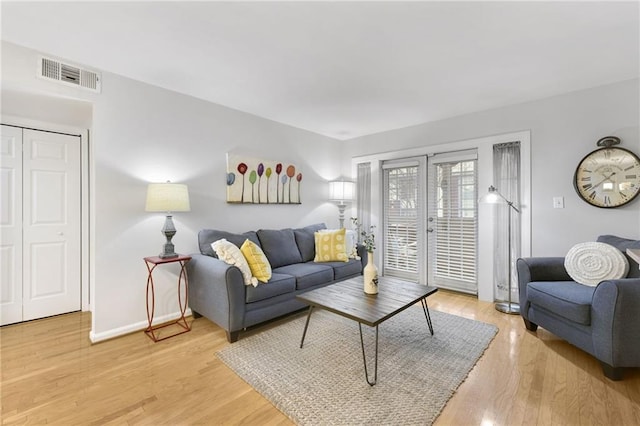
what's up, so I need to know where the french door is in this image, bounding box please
[1,125,82,325]
[382,157,426,283]
[381,150,478,294]
[426,151,478,294]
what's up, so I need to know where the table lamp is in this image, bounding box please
[145,181,191,258]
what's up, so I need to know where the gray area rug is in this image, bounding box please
[217,306,498,425]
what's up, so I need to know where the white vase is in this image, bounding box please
[363,251,379,295]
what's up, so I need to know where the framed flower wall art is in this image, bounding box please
[226,153,303,204]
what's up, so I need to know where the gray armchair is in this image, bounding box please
[517,235,640,380]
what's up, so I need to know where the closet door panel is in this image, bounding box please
[22,129,81,321]
[1,125,24,325]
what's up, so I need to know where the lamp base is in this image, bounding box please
[159,215,178,259]
[495,302,520,315]
[159,251,179,259]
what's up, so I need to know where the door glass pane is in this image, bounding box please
[428,158,478,293]
[383,164,421,281]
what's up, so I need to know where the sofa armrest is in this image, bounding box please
[517,257,572,319]
[592,278,640,367]
[186,253,247,336]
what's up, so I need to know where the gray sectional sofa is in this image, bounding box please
[187,223,366,342]
[517,235,640,380]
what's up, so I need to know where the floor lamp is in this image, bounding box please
[481,185,521,314]
[329,180,355,228]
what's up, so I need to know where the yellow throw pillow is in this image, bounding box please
[240,239,272,283]
[314,228,348,262]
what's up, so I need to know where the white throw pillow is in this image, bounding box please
[318,229,359,259]
[564,242,629,286]
[212,239,258,287]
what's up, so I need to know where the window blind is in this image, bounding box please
[382,160,422,281]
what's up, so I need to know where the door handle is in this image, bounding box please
[427,228,434,233]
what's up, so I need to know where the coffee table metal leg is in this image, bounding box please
[358,323,379,386]
[421,298,434,335]
[299,306,315,348]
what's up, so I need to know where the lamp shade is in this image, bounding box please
[329,180,355,202]
[145,182,191,212]
[478,185,502,204]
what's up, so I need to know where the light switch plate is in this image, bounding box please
[553,196,564,209]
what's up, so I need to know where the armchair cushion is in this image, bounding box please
[527,281,595,325]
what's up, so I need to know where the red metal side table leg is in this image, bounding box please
[144,260,159,342]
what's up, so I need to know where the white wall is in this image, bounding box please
[3,40,639,339]
[343,79,640,256]
[2,41,345,341]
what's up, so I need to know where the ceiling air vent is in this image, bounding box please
[38,56,101,93]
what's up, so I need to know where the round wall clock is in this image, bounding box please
[573,136,640,208]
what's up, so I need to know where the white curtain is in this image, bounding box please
[356,162,371,242]
[493,142,521,302]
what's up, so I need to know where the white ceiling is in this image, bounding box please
[2,1,638,140]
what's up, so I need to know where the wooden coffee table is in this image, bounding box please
[296,276,438,386]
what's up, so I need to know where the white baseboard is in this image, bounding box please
[89,308,192,343]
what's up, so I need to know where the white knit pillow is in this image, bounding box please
[212,239,258,287]
[564,242,629,286]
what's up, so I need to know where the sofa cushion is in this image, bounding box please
[272,263,334,291]
[245,273,296,303]
[241,239,272,283]
[323,258,362,280]
[257,228,303,268]
[294,223,327,262]
[527,281,596,325]
[597,235,640,278]
[199,229,260,257]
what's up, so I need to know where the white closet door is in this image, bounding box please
[22,128,81,322]
[1,125,24,325]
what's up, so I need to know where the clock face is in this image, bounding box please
[574,147,640,208]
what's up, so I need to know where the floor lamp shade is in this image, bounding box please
[329,180,355,228]
[145,182,191,259]
[329,180,355,203]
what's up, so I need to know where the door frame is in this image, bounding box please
[2,115,91,313]
[351,130,531,302]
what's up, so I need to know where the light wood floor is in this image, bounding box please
[2,290,639,425]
